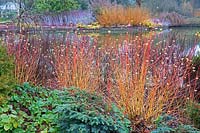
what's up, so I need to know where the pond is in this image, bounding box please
[1,27,200,88]
[26,27,200,53]
[1,27,200,47]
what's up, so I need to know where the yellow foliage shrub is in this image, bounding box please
[96,6,150,27]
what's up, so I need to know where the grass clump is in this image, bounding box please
[96,6,150,27]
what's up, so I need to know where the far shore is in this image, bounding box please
[1,22,200,34]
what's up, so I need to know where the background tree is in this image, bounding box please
[136,0,141,7]
[33,0,79,13]
[77,0,89,10]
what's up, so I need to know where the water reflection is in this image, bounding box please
[195,44,200,55]
[2,27,200,56]
[2,27,199,88]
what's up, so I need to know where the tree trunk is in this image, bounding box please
[17,0,22,32]
[136,0,141,7]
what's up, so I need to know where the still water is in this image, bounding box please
[48,27,200,54]
[1,27,200,50]
[1,27,200,87]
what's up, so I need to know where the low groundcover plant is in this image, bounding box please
[0,83,131,133]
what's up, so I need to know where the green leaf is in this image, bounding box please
[49,127,57,132]
[13,121,18,128]
[4,123,12,131]
[41,128,48,133]
[0,114,10,123]
[13,128,25,133]
[2,106,9,112]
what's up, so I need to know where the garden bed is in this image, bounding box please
[1,23,200,133]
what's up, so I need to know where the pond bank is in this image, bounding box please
[0,24,167,34]
[1,23,200,34]
[169,24,200,28]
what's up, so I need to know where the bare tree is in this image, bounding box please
[14,0,34,32]
[136,0,141,7]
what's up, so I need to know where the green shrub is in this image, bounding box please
[186,102,200,129]
[0,45,15,103]
[56,87,131,133]
[0,83,60,132]
[33,0,79,13]
[0,104,25,132]
[0,83,131,132]
[152,114,200,133]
